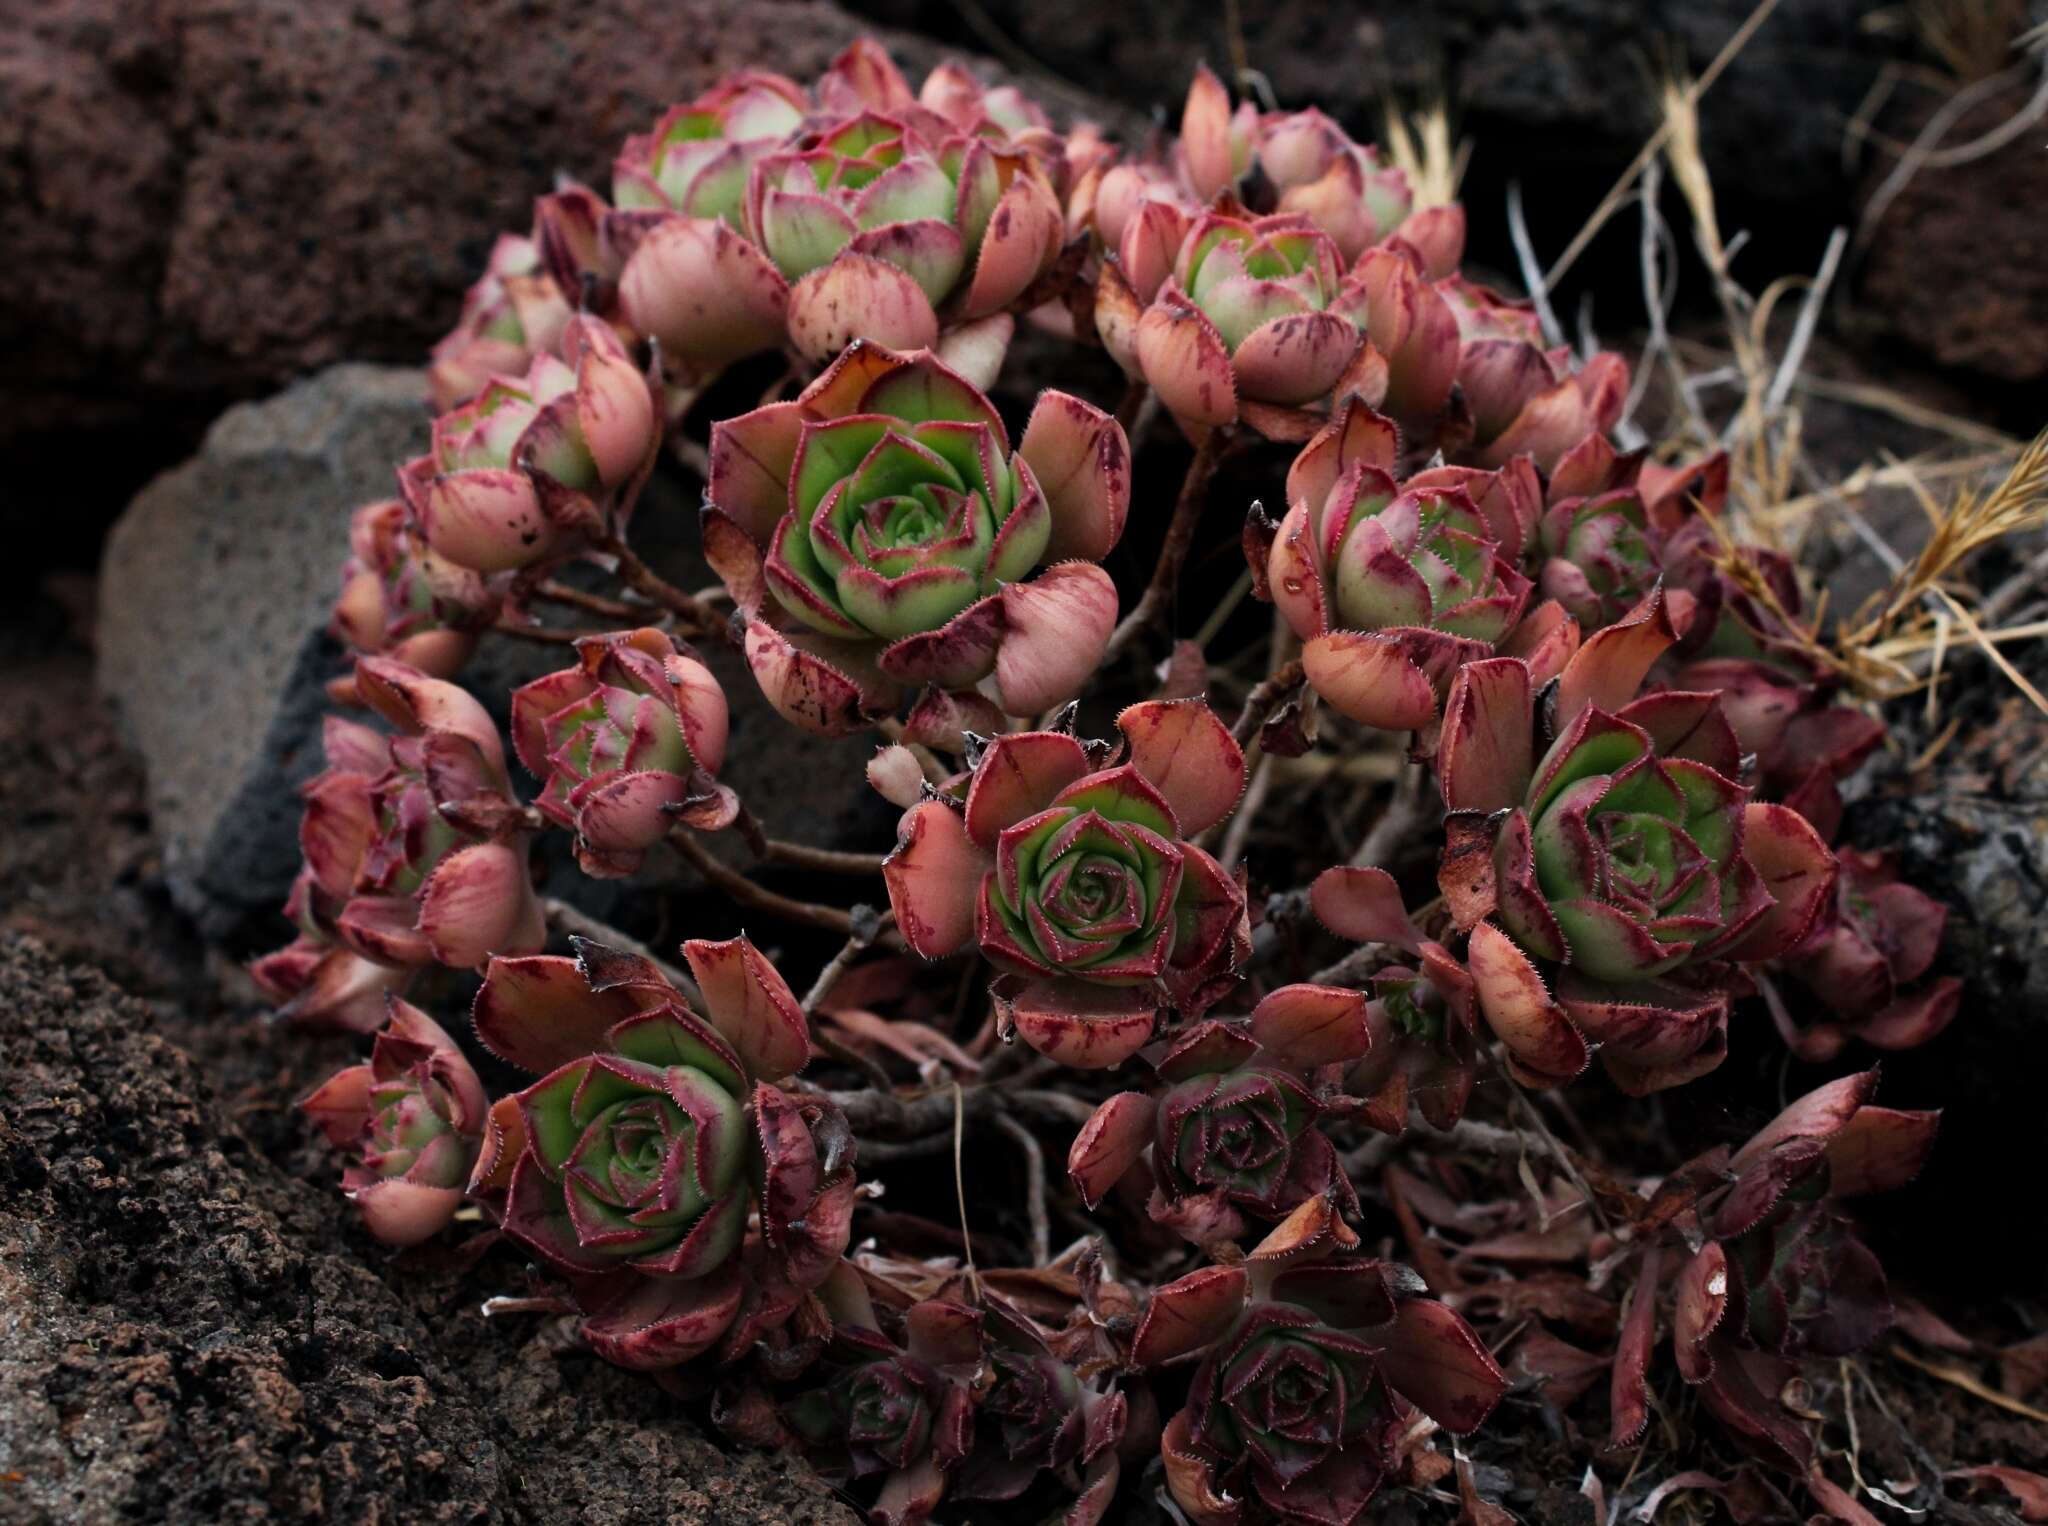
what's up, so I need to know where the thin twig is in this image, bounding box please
[801,915,894,1016]
[490,617,613,646]
[1231,658,1306,748]
[1761,226,1848,420]
[954,1083,979,1293]
[1543,0,1784,291]
[532,580,650,621]
[668,829,902,943]
[730,801,889,875]
[602,536,732,634]
[994,1112,1052,1267]
[1101,429,1229,665]
[1350,760,1436,869]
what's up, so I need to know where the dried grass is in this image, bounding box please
[1384,103,1468,212]
[1597,20,2048,721]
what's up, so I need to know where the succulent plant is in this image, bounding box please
[1775,848,1962,1059]
[1175,66,1464,270]
[255,658,543,1031]
[952,1292,1128,1520]
[883,701,1249,1065]
[329,498,494,694]
[470,931,822,1367]
[786,1293,983,1526]
[427,232,572,411]
[1068,991,1369,1247]
[1257,397,1544,732]
[1611,1073,1938,1468]
[509,627,734,877]
[1433,594,1837,1093]
[1135,1206,1505,1526]
[1437,276,1629,471]
[704,342,1127,733]
[535,40,1070,393]
[399,316,660,575]
[249,41,1973,1526]
[1310,863,1589,1120]
[300,1000,489,1245]
[746,107,1063,364]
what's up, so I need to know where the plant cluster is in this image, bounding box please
[263,40,1958,1524]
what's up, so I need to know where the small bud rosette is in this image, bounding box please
[1096,213,1624,460]
[785,1292,984,1526]
[1432,593,1837,1093]
[399,315,660,575]
[538,40,1067,388]
[470,933,848,1368]
[1173,64,1463,272]
[1068,988,1371,1246]
[1129,1204,1505,1526]
[299,1000,488,1245]
[883,700,1251,1066]
[510,627,734,877]
[330,498,495,692]
[426,231,573,411]
[953,1292,1128,1519]
[252,658,544,1031]
[1256,398,1553,734]
[705,342,1128,734]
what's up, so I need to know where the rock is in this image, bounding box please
[96,362,893,944]
[1858,79,2048,384]
[1844,680,2048,1290]
[97,365,429,940]
[859,0,1890,280]
[0,931,857,1523]
[0,0,1108,473]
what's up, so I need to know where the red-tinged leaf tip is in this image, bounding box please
[1161,1410,1243,1526]
[578,1264,746,1370]
[1438,657,1535,813]
[997,979,1158,1070]
[1130,1264,1249,1367]
[1135,289,1239,429]
[418,840,543,969]
[473,954,640,1074]
[1067,1091,1156,1209]
[963,730,1092,847]
[350,1178,465,1247]
[1467,920,1587,1085]
[883,799,987,959]
[681,935,810,1082]
[1248,983,1371,1068]
[1021,390,1132,563]
[1553,585,1679,730]
[1115,698,1247,836]
[1309,865,1424,951]
[1823,1105,1939,1197]
[1733,1071,1880,1174]
[994,563,1119,718]
[1947,1467,2048,1522]
[1728,802,1837,962]
[786,250,941,362]
[1608,1244,1664,1449]
[1673,1242,1729,1383]
[1299,630,1436,731]
[1375,1298,1508,1434]
[742,620,889,737]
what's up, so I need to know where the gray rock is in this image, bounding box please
[1843,682,2048,1290]
[98,364,429,939]
[97,363,894,944]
